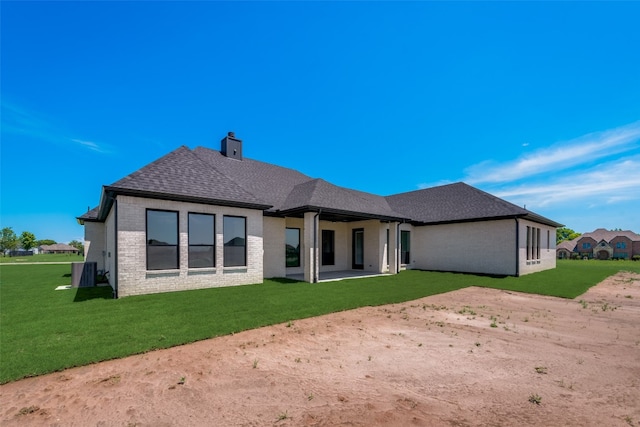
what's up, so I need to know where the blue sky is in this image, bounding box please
[1,1,639,244]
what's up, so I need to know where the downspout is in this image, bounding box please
[113,198,119,298]
[313,210,321,283]
[515,218,520,277]
[397,220,402,273]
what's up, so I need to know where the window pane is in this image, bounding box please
[189,213,214,245]
[322,230,335,265]
[285,228,300,267]
[147,210,178,270]
[147,246,178,270]
[147,210,178,245]
[189,246,215,268]
[401,231,410,264]
[224,216,246,267]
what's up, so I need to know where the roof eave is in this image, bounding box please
[103,186,273,212]
[276,205,409,222]
[412,213,563,227]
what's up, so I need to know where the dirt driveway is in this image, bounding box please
[1,272,639,427]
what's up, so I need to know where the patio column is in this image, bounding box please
[303,211,319,283]
[388,222,399,274]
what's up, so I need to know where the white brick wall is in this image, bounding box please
[84,221,105,271]
[114,195,264,297]
[413,220,518,276]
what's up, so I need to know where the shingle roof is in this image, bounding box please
[557,239,577,251]
[105,146,270,210]
[279,179,407,221]
[192,146,312,211]
[386,182,562,226]
[78,206,100,222]
[578,228,640,243]
[79,143,561,228]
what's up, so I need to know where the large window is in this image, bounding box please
[147,209,179,270]
[224,216,246,267]
[526,226,541,261]
[322,230,335,265]
[285,228,300,267]
[189,213,215,268]
[401,230,411,265]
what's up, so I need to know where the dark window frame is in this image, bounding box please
[400,230,411,265]
[322,229,335,266]
[285,227,301,268]
[223,215,247,267]
[146,209,179,271]
[188,212,215,269]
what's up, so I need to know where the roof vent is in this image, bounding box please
[220,132,242,160]
[221,131,242,160]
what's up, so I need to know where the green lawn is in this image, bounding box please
[0,253,84,263]
[1,259,638,384]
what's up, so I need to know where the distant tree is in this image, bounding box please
[0,227,18,256]
[20,231,37,251]
[68,240,84,254]
[36,239,57,246]
[556,227,581,244]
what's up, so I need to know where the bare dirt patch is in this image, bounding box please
[2,272,639,426]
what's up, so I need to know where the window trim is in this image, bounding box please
[223,215,247,267]
[146,208,179,271]
[285,227,301,268]
[188,212,216,269]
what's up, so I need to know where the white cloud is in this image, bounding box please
[1,100,113,155]
[71,139,111,154]
[464,121,640,185]
[492,157,640,208]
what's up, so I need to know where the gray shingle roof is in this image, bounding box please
[192,146,312,211]
[279,179,406,221]
[386,182,562,226]
[79,144,561,229]
[106,146,270,210]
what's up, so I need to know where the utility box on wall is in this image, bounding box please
[71,262,97,287]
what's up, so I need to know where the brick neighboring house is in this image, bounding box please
[40,243,79,254]
[77,132,562,298]
[556,228,640,260]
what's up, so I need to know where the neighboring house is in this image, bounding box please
[40,243,80,254]
[557,229,640,260]
[77,132,562,298]
[556,240,575,259]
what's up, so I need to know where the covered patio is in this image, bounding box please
[286,270,392,283]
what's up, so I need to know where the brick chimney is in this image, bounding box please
[221,131,242,160]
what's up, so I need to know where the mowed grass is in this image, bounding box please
[0,253,84,263]
[1,259,638,383]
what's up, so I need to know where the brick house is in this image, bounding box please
[558,229,640,260]
[78,132,562,298]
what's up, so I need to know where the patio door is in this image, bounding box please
[352,229,364,269]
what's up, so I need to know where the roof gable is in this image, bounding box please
[386,182,561,226]
[280,179,407,220]
[578,228,640,243]
[193,146,311,211]
[106,146,269,209]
